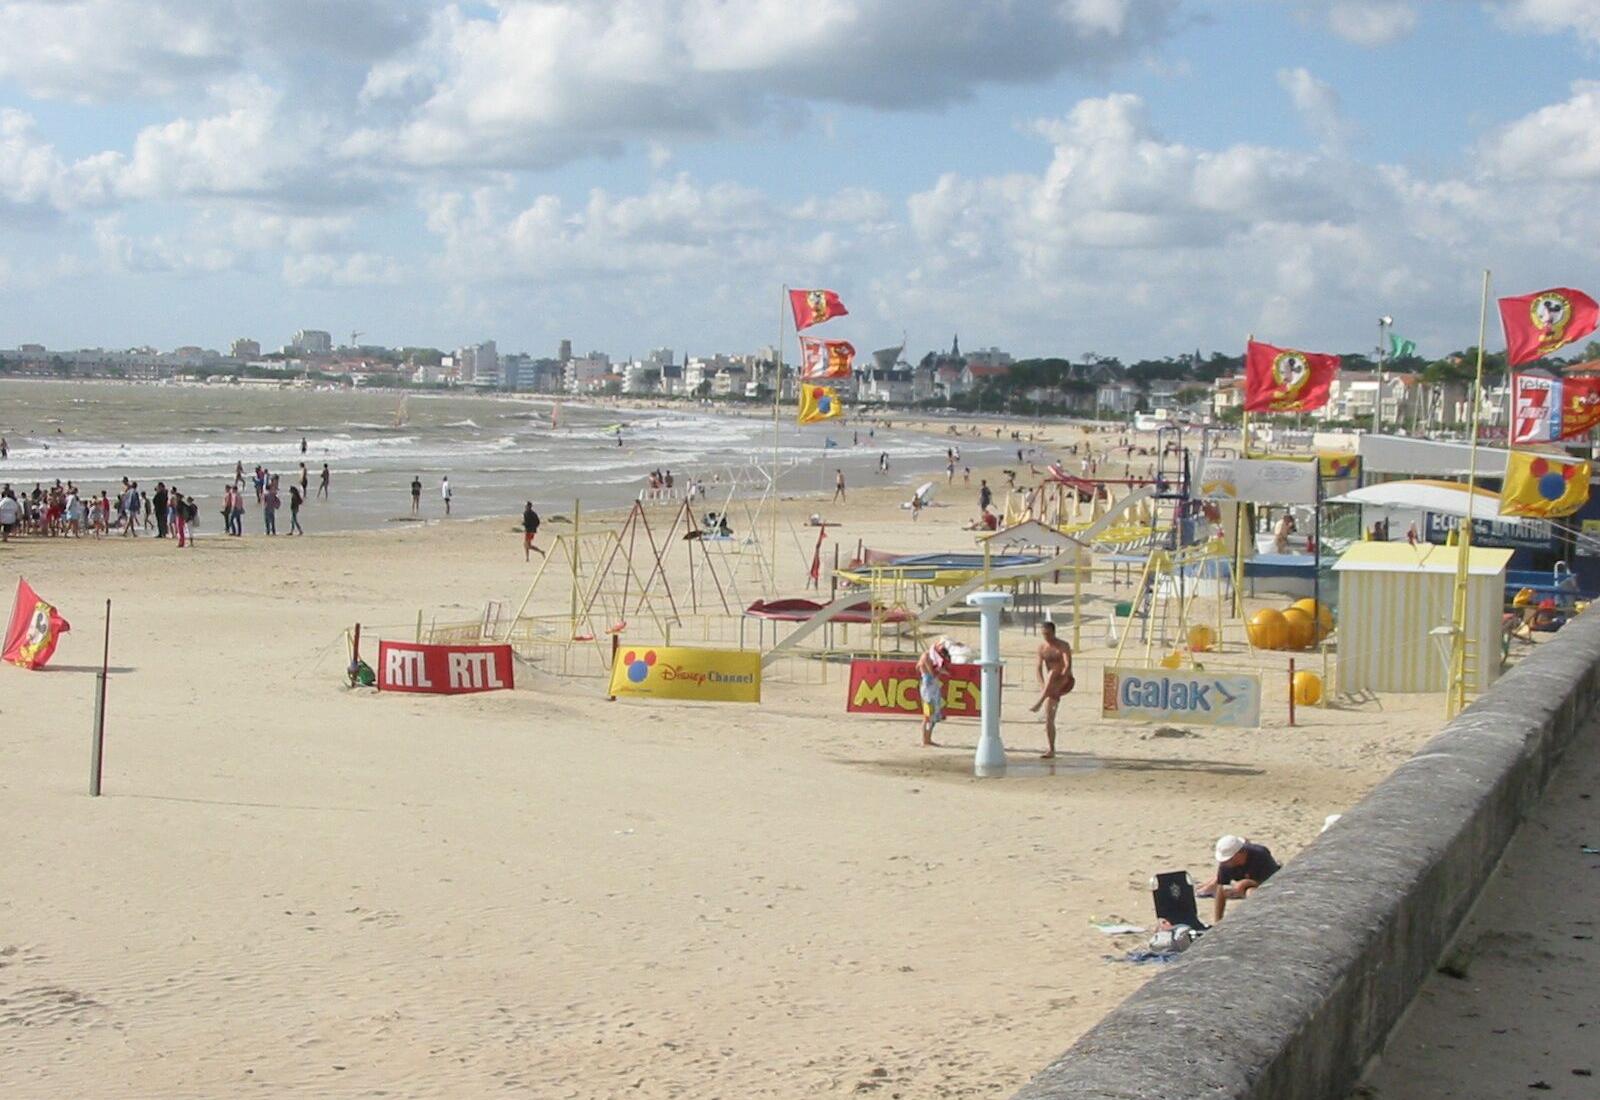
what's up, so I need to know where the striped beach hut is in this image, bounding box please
[1333,542,1511,694]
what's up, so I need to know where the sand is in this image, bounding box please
[1353,718,1600,1100]
[0,436,1452,1098]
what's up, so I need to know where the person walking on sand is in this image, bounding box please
[523,502,545,560]
[298,462,309,500]
[288,484,304,535]
[318,462,330,500]
[121,482,140,537]
[916,638,953,747]
[410,476,422,516]
[833,469,846,503]
[263,479,279,535]
[978,478,992,514]
[153,482,169,539]
[1029,621,1074,758]
[441,476,452,516]
[171,490,188,548]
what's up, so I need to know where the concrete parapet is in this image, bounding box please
[1015,609,1600,1100]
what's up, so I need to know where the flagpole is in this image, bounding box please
[1447,269,1491,717]
[1234,336,1253,620]
[773,286,785,592]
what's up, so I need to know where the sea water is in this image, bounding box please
[0,381,1012,531]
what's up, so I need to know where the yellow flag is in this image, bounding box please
[1499,450,1590,517]
[798,382,843,425]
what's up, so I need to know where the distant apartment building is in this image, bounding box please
[291,329,333,355]
[558,339,573,362]
[231,338,261,360]
[964,346,1013,369]
[564,352,611,393]
[456,340,499,386]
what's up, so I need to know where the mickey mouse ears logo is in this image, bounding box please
[623,649,657,683]
[1529,457,1578,502]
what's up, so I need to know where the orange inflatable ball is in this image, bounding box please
[1293,670,1324,706]
[1160,649,1184,669]
[1291,598,1335,640]
[1281,607,1316,650]
[1187,624,1217,653]
[1247,608,1289,650]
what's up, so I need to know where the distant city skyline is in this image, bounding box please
[4,2,1600,360]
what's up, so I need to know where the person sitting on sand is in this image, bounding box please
[1029,621,1074,757]
[916,638,953,747]
[1197,835,1280,923]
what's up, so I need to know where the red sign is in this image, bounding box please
[376,641,515,694]
[846,659,984,718]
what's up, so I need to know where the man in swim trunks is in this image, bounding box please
[1030,620,1073,758]
[916,638,953,747]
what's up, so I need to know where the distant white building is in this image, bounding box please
[291,329,332,356]
[231,338,260,360]
[564,352,611,393]
[456,340,499,386]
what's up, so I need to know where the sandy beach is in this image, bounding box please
[0,440,1451,1098]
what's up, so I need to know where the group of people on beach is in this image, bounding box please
[0,457,335,545]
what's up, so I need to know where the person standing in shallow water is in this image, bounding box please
[410,476,422,517]
[318,463,330,500]
[288,484,304,535]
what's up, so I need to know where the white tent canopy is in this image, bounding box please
[1324,479,1505,521]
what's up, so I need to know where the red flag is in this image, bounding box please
[1243,340,1340,413]
[789,288,848,331]
[1498,287,1599,366]
[3,578,70,670]
[799,336,855,379]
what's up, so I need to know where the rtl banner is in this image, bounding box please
[846,659,984,718]
[608,645,761,703]
[377,641,515,694]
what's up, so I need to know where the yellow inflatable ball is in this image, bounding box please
[1293,670,1323,706]
[1247,608,1289,650]
[1282,607,1316,650]
[1290,598,1335,640]
[1160,649,1184,669]
[1187,624,1217,653]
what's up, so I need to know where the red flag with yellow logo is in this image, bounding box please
[1243,339,1340,414]
[3,578,70,670]
[1498,287,1599,366]
[789,288,848,331]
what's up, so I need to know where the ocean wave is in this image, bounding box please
[442,418,481,429]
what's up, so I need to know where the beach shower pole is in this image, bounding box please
[89,599,109,797]
[966,591,1011,777]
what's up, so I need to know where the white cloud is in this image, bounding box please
[1277,67,1357,150]
[350,0,1179,169]
[1481,80,1600,180]
[282,251,401,287]
[0,0,425,103]
[1495,0,1600,45]
[1309,0,1418,46]
[0,110,117,212]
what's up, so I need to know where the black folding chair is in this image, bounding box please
[1151,870,1209,932]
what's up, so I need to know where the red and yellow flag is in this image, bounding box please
[798,383,844,425]
[1243,339,1340,414]
[799,336,855,379]
[789,288,848,331]
[1499,450,1590,518]
[3,578,70,670]
[1498,288,1599,366]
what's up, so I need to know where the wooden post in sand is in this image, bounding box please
[89,599,110,796]
[1288,656,1297,727]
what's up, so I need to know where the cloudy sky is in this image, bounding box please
[3,0,1600,361]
